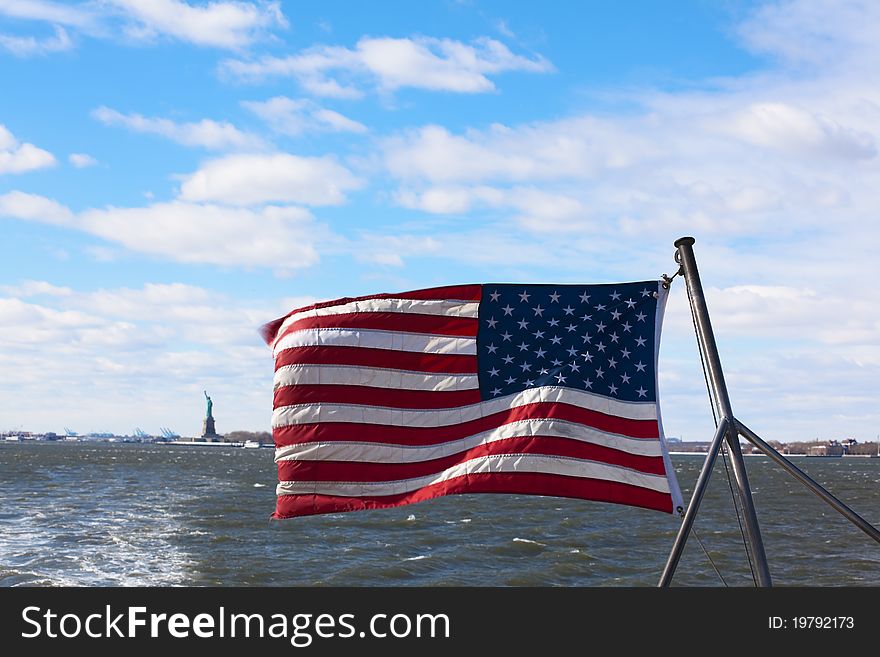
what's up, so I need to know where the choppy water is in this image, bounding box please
[1,442,878,587]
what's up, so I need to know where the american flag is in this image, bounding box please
[264,282,682,518]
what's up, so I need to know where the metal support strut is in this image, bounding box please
[660,237,880,587]
[661,237,772,587]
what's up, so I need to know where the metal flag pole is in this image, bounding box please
[662,237,772,587]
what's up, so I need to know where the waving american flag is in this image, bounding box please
[264,281,682,518]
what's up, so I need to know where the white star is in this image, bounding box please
[517,318,529,330]
[580,313,592,321]
[565,323,577,332]
[608,357,617,369]
[532,330,545,339]
[579,292,591,303]
[491,387,502,396]
[583,378,594,389]
[622,322,632,333]
[636,311,647,322]
[503,354,515,364]
[486,317,498,328]
[519,290,531,303]
[569,361,581,373]
[596,321,606,333]
[502,304,514,316]
[566,346,578,357]
[595,367,605,378]
[635,361,647,372]
[533,305,545,316]
[635,336,647,347]
[636,387,648,398]
[609,332,619,343]
[486,343,498,354]
[610,310,622,320]
[610,291,621,301]
[534,347,547,359]
[562,305,575,315]
[594,303,606,311]
[582,332,592,344]
[488,367,500,377]
[505,376,517,385]
[550,335,562,345]
[549,291,561,303]
[608,383,618,395]
[520,362,532,371]
[620,348,631,359]
[490,290,501,302]
[582,352,593,362]
[539,367,549,375]
[596,342,607,352]
[555,372,567,384]
[625,298,637,309]
[524,379,535,387]
[500,331,512,341]
[641,288,652,297]
[551,358,563,367]
[620,372,631,384]
[547,318,560,327]
[518,341,530,351]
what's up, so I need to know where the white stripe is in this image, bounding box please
[276,453,670,497]
[272,385,657,428]
[274,297,479,346]
[273,328,476,359]
[274,364,478,391]
[274,418,662,463]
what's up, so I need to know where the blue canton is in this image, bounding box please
[477,282,660,403]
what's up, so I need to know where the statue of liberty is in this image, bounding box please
[204,390,213,419]
[201,391,217,438]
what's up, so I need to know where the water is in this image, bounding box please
[1,443,878,586]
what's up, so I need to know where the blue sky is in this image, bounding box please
[1,0,878,442]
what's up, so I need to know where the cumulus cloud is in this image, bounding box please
[105,0,286,49]
[0,192,324,270]
[221,35,552,96]
[92,106,265,150]
[0,124,56,174]
[242,96,367,136]
[178,152,363,206]
[0,24,73,56]
[68,152,98,168]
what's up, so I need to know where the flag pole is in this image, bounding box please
[667,237,772,587]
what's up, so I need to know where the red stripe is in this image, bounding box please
[274,346,477,374]
[277,436,667,481]
[274,384,482,410]
[276,312,478,345]
[273,472,673,517]
[262,284,482,344]
[273,402,660,447]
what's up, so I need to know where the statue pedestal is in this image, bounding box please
[201,417,217,439]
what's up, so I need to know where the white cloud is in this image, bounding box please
[242,96,367,136]
[221,35,552,96]
[0,281,284,434]
[106,0,286,49]
[178,152,362,206]
[0,190,72,223]
[68,152,98,168]
[0,280,73,297]
[0,124,56,174]
[0,1,95,28]
[0,192,324,270]
[0,24,73,56]
[92,106,264,150]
